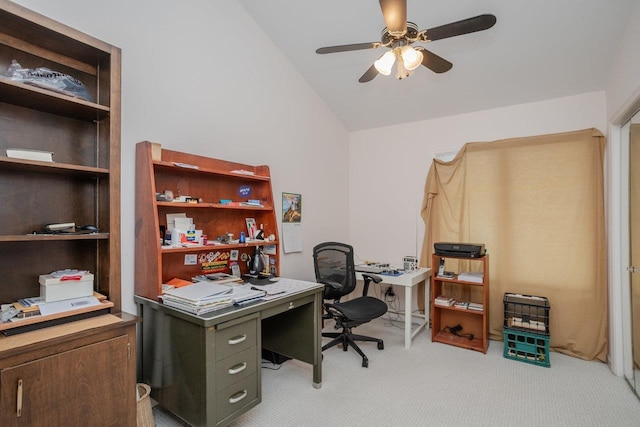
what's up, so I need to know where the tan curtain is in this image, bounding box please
[420,128,607,361]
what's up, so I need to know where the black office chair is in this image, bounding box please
[313,242,388,367]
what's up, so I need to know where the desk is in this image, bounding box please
[356,268,431,349]
[135,279,323,427]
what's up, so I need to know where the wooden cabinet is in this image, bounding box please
[0,314,137,426]
[0,2,135,424]
[431,254,489,353]
[135,141,280,300]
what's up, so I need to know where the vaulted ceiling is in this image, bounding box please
[238,0,634,131]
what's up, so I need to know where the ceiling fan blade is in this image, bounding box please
[416,47,453,73]
[359,64,379,83]
[316,42,380,54]
[379,0,407,36]
[424,14,497,42]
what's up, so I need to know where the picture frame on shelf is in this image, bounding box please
[245,217,257,238]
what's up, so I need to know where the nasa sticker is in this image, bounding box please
[239,185,251,197]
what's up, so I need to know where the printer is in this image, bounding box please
[434,242,486,258]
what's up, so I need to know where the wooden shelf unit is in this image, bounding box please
[431,254,490,353]
[0,0,122,310]
[135,141,281,300]
[0,2,136,424]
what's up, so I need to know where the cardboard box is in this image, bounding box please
[39,273,94,302]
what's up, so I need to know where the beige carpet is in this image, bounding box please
[154,315,640,426]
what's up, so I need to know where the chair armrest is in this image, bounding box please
[361,273,382,296]
[320,279,343,301]
[320,279,342,290]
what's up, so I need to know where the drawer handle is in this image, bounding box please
[229,389,248,404]
[228,362,248,375]
[16,379,22,417]
[228,334,247,345]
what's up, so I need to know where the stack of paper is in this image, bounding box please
[193,273,243,285]
[230,285,267,305]
[457,272,484,283]
[468,302,484,311]
[161,282,234,314]
[434,295,455,306]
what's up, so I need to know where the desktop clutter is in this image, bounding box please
[0,269,105,327]
[355,255,418,276]
[160,273,301,315]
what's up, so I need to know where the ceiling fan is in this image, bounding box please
[316,0,496,82]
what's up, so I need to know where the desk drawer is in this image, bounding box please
[261,293,316,319]
[216,346,258,391]
[216,373,259,423]
[216,316,258,361]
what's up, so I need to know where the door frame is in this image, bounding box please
[608,92,640,378]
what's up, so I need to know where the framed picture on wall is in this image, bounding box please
[282,192,301,223]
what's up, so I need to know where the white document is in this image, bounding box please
[282,223,303,253]
[166,213,186,231]
[231,284,267,303]
[174,217,194,232]
[249,277,319,297]
[163,282,233,303]
[38,296,101,316]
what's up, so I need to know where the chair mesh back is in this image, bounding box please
[313,242,356,300]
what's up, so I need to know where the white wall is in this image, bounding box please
[13,0,350,314]
[349,91,608,266]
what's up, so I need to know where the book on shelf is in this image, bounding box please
[454,301,469,309]
[468,302,484,311]
[458,272,484,283]
[434,295,455,306]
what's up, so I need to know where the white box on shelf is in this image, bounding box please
[6,148,54,162]
[39,273,94,302]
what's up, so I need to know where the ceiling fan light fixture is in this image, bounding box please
[395,58,411,80]
[400,45,423,71]
[374,50,396,75]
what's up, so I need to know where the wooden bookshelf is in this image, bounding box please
[0,2,136,424]
[431,254,490,353]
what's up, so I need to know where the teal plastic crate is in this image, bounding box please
[503,328,550,367]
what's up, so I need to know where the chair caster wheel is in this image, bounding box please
[362,359,368,368]
[377,342,384,350]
